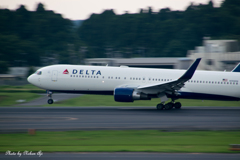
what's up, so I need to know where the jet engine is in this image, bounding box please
[114,88,151,102]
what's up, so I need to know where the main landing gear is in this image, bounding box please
[156,101,182,110]
[47,90,54,104]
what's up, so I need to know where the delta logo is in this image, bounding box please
[63,69,69,74]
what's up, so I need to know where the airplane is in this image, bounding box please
[27,58,240,110]
[232,63,240,72]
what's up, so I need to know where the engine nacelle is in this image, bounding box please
[114,88,151,102]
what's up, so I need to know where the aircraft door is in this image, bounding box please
[52,70,58,82]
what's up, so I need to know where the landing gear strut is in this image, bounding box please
[156,99,182,110]
[47,90,54,104]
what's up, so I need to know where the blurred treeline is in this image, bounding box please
[79,0,240,58]
[0,3,76,71]
[0,0,240,73]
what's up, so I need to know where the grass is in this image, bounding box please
[0,84,43,106]
[0,92,41,106]
[0,130,240,153]
[0,84,240,107]
[0,84,45,93]
[48,94,240,107]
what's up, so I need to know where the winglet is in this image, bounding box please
[231,63,240,72]
[179,58,201,80]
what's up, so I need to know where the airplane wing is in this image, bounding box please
[137,58,201,95]
[231,63,240,72]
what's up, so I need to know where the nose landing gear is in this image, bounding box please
[47,90,54,104]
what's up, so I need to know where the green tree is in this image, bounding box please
[0,61,8,74]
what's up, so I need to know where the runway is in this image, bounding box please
[17,93,82,106]
[0,106,240,132]
[1,152,240,160]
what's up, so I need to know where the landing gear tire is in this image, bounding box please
[47,90,53,104]
[48,99,54,104]
[174,102,182,109]
[165,102,174,110]
[156,103,164,110]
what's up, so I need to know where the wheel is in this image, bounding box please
[165,102,174,110]
[174,102,182,109]
[48,99,54,104]
[156,103,164,110]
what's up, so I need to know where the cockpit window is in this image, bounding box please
[35,71,42,75]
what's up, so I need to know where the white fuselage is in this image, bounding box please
[28,64,240,101]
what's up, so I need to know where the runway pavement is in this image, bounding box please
[1,152,240,160]
[17,93,82,106]
[0,106,240,132]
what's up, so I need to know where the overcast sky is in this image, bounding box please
[0,0,223,20]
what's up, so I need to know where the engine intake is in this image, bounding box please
[114,88,151,102]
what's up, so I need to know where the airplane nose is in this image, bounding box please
[27,74,34,84]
